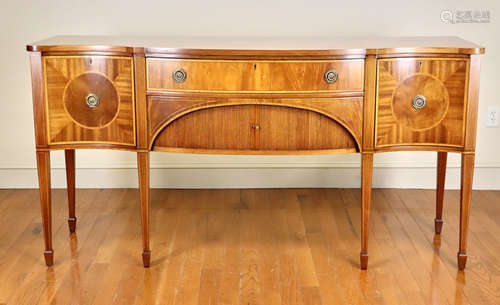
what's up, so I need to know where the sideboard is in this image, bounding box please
[26,36,484,270]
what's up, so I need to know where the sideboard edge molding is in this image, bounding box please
[27,36,485,56]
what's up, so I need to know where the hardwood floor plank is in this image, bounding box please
[300,286,323,305]
[256,209,281,305]
[154,209,190,305]
[418,190,500,305]
[90,190,143,305]
[0,189,498,305]
[276,209,300,305]
[379,189,454,305]
[218,209,241,305]
[198,269,222,305]
[10,214,99,304]
[286,208,319,288]
[239,210,261,305]
[173,211,205,305]
[404,189,491,305]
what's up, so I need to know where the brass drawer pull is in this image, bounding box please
[85,93,100,108]
[173,68,187,83]
[324,69,338,84]
[251,124,260,130]
[412,95,427,109]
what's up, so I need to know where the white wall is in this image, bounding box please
[0,0,498,189]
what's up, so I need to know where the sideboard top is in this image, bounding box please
[27,35,484,56]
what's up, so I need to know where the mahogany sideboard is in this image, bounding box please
[26,36,484,270]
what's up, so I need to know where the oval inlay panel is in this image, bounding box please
[64,73,119,128]
[391,73,449,130]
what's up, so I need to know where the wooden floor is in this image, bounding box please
[0,188,499,305]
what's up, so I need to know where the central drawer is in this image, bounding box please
[146,59,364,93]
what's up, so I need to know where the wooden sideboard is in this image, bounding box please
[26,36,484,270]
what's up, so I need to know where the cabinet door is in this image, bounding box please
[375,58,468,148]
[44,56,135,146]
[152,105,257,151]
[257,105,357,151]
[151,102,358,153]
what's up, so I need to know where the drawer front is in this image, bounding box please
[150,98,362,154]
[43,56,135,146]
[147,59,364,93]
[375,58,468,148]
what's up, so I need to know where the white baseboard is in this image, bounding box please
[0,166,499,189]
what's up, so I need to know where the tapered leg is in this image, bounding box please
[36,150,53,266]
[360,152,373,270]
[435,152,447,234]
[137,152,151,267]
[65,149,76,233]
[458,153,475,270]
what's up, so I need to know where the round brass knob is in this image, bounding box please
[412,95,427,110]
[85,93,100,108]
[173,68,187,83]
[324,69,338,84]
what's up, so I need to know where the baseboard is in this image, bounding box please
[0,166,499,189]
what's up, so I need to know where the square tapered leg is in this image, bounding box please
[360,152,373,270]
[137,152,151,267]
[36,150,54,266]
[458,153,474,270]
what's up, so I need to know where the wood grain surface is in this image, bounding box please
[146,59,364,93]
[43,56,136,146]
[0,188,498,305]
[152,104,358,152]
[147,97,363,151]
[375,58,468,148]
[26,35,485,56]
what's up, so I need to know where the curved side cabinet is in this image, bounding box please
[43,56,136,146]
[375,58,468,148]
